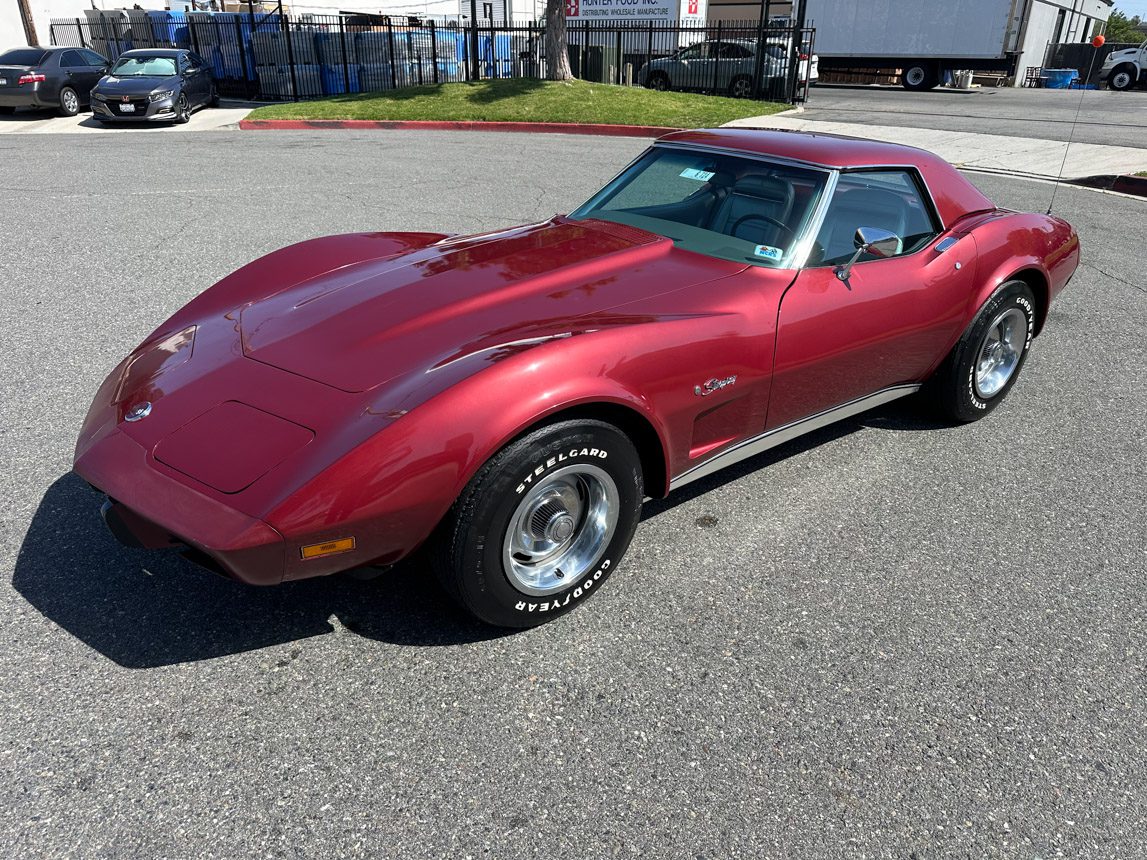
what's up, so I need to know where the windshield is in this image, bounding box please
[0,48,48,65]
[570,147,830,267]
[111,56,177,77]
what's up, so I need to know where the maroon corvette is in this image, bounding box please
[74,129,1079,626]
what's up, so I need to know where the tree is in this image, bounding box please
[1105,9,1146,43]
[544,0,574,80]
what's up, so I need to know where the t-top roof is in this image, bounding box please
[656,128,996,226]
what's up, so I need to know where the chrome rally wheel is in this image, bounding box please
[503,464,619,596]
[974,307,1027,399]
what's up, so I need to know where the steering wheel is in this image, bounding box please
[729,213,794,242]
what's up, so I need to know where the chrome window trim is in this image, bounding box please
[653,140,839,174]
[668,383,922,491]
[789,168,839,270]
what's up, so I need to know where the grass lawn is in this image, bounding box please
[247,78,789,127]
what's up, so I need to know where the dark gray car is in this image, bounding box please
[0,46,109,116]
[90,49,217,125]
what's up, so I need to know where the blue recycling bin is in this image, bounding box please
[321,64,360,95]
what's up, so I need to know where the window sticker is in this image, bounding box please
[754,245,784,261]
[679,167,715,182]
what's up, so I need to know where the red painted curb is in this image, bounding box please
[238,118,681,137]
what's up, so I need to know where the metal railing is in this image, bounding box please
[49,12,814,104]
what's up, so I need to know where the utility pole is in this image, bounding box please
[16,0,40,45]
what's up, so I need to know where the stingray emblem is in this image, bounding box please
[694,375,737,397]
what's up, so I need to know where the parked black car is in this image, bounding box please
[90,49,218,125]
[0,46,109,116]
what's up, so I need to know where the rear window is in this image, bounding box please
[0,49,49,66]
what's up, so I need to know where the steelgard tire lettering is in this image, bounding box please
[515,448,610,494]
[514,559,611,612]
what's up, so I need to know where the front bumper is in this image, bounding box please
[75,428,287,585]
[92,96,179,122]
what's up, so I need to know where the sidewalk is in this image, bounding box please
[723,112,1147,180]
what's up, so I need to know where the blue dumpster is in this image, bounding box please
[1043,68,1079,89]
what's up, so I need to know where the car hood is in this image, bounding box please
[237,217,742,393]
[96,74,179,95]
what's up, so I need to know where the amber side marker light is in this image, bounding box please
[300,537,356,560]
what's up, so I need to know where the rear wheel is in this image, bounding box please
[58,86,80,117]
[902,62,939,91]
[431,420,644,627]
[0,106,15,115]
[928,280,1037,422]
[209,86,220,108]
[1109,66,1136,91]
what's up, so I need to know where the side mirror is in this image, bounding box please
[834,226,902,283]
[856,226,901,258]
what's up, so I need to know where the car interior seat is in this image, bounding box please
[710,174,796,248]
[815,187,909,265]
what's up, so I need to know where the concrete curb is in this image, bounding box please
[1069,173,1147,199]
[238,118,680,137]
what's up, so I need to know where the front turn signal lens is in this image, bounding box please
[300,537,356,560]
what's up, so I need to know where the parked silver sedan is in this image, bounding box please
[641,38,817,98]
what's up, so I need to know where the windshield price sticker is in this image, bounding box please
[754,245,783,261]
[679,167,715,182]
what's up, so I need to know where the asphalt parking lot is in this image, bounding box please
[1,129,1145,859]
[805,84,1147,149]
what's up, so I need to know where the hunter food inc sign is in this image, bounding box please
[565,0,674,18]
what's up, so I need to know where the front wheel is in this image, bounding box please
[1108,66,1136,91]
[58,86,80,117]
[174,94,190,124]
[647,72,670,91]
[927,280,1037,422]
[0,106,15,115]
[431,420,644,627]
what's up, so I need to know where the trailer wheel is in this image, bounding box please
[902,62,939,91]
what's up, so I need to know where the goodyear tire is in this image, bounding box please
[929,280,1037,423]
[431,420,643,627]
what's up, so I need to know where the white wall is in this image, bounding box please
[1,3,30,48]
[1014,0,1113,84]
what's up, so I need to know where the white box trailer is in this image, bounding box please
[804,0,1025,89]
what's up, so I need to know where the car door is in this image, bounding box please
[57,50,92,100]
[81,50,110,89]
[673,43,711,91]
[715,42,752,92]
[187,51,212,105]
[766,168,979,429]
